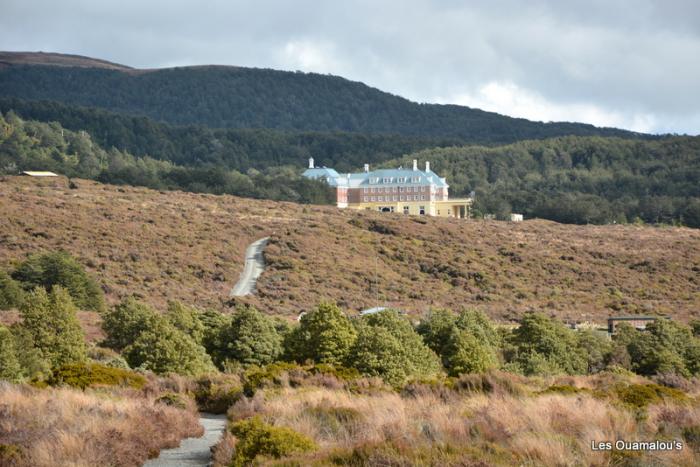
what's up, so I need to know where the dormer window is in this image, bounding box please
[382,177,392,184]
[369,177,379,184]
[397,177,404,183]
[411,177,420,183]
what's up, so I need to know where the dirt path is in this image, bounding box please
[229,237,269,297]
[143,413,227,467]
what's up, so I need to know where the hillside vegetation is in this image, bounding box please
[393,136,700,226]
[1,177,698,322]
[0,56,640,143]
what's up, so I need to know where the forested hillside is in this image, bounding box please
[0,60,642,143]
[391,137,700,226]
[0,98,459,173]
[0,111,334,203]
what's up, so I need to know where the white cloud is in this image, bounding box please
[442,81,659,133]
[278,40,345,74]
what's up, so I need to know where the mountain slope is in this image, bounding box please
[0,52,644,143]
[1,177,698,322]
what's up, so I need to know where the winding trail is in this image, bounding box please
[229,237,269,297]
[143,413,227,467]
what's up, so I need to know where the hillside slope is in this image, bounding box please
[1,177,697,323]
[0,52,642,143]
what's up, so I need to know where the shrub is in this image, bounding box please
[0,325,21,382]
[347,311,441,386]
[614,383,688,409]
[0,270,24,310]
[19,286,86,368]
[166,301,206,344]
[242,362,300,395]
[218,305,282,366]
[0,444,23,464]
[101,298,159,352]
[285,302,357,365]
[156,392,190,410]
[454,309,500,349]
[229,416,316,466]
[195,374,244,414]
[442,328,498,376]
[198,309,231,365]
[12,251,104,311]
[48,362,146,389]
[123,317,215,376]
[416,308,456,355]
[505,312,587,376]
[6,326,51,380]
[682,426,700,452]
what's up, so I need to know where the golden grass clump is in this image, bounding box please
[0,382,202,467]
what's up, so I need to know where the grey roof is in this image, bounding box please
[303,166,449,189]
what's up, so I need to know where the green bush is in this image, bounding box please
[123,316,215,376]
[217,305,282,366]
[156,392,190,410]
[242,362,300,396]
[166,301,206,344]
[416,309,457,355]
[347,310,441,386]
[12,251,104,311]
[442,328,498,376]
[19,286,86,368]
[101,298,159,352]
[48,362,146,389]
[285,302,357,365]
[195,375,243,414]
[0,270,24,310]
[0,325,21,382]
[229,416,316,466]
[614,383,688,409]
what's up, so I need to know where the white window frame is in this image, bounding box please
[363,187,368,193]
[363,196,368,202]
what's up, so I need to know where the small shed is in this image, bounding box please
[360,306,388,316]
[510,213,524,222]
[21,171,58,177]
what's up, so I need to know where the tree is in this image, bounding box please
[12,251,104,311]
[285,302,357,365]
[19,286,86,368]
[0,325,21,382]
[166,301,205,344]
[577,329,613,373]
[442,328,498,376]
[123,317,214,376]
[455,309,500,349]
[102,298,159,351]
[0,270,24,310]
[505,312,587,376]
[416,308,456,355]
[198,309,231,364]
[346,310,441,385]
[218,305,282,366]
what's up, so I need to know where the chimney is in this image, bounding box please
[413,159,418,171]
[308,157,314,169]
[364,163,369,173]
[425,161,430,172]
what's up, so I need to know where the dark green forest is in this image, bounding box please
[0,110,335,204]
[387,137,700,226]
[0,98,459,173]
[0,64,643,143]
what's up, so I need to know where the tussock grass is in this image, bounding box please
[0,381,202,467]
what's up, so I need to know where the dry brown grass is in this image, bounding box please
[0,381,203,467]
[1,176,698,323]
[215,373,700,466]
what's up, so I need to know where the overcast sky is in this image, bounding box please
[2,0,699,134]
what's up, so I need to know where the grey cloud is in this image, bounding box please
[1,0,698,134]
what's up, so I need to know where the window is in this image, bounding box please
[385,187,390,193]
[413,186,418,192]
[363,196,368,202]
[403,206,409,215]
[412,177,420,183]
[398,177,404,183]
[421,186,427,192]
[369,177,379,184]
[400,195,404,201]
[378,196,383,202]
[392,187,397,193]
[371,187,376,193]
[363,188,368,193]
[382,177,391,184]
[393,196,398,201]
[421,195,425,200]
[419,206,426,215]
[399,187,404,192]
[371,196,376,202]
